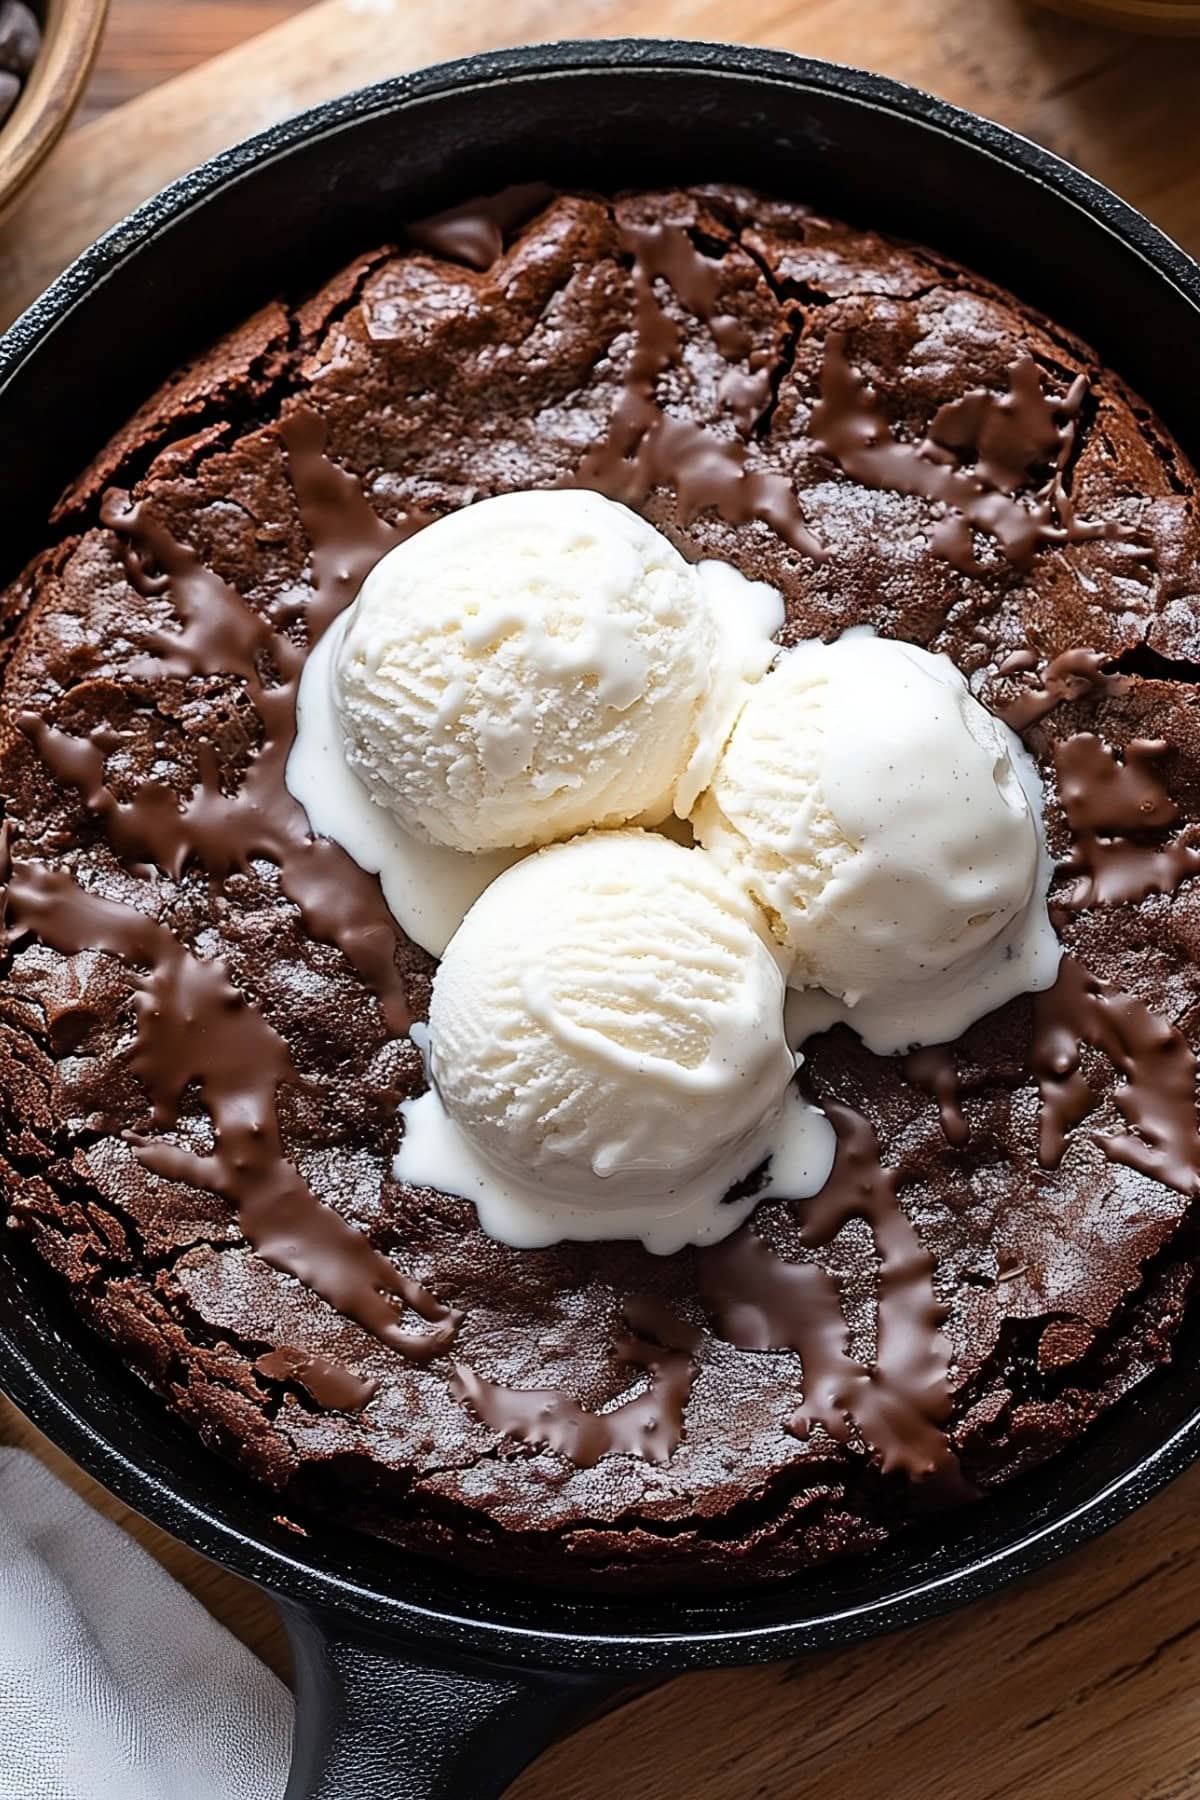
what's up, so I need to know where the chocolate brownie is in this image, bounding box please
[2,184,1200,1586]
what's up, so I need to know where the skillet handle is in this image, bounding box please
[281,1600,631,1800]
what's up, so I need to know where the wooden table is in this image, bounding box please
[4,3,1200,1795]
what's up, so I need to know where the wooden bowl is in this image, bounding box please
[1038,0,1200,29]
[0,0,108,222]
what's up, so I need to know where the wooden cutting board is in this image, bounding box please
[2,3,1200,1797]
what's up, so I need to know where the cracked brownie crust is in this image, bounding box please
[2,185,1200,1586]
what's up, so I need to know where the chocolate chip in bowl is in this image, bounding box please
[0,2,41,130]
[0,0,105,222]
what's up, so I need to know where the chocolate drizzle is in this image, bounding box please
[995,646,1129,732]
[572,219,826,559]
[902,1046,969,1148]
[698,1228,861,1453]
[574,230,1136,580]
[995,651,1200,907]
[8,407,461,1385]
[812,334,1122,574]
[0,815,11,925]
[452,1298,702,1468]
[1058,732,1177,835]
[1033,956,1200,1193]
[406,182,555,272]
[20,417,412,1036]
[1055,732,1200,907]
[280,408,410,617]
[256,1346,379,1411]
[4,860,456,1358]
[699,1102,965,1491]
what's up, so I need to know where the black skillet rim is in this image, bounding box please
[2,38,1200,1673]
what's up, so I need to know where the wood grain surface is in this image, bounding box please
[3,2,1200,1796]
[79,0,305,125]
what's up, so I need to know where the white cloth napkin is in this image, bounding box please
[0,1447,293,1800]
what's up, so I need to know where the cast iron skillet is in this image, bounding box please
[3,38,1200,1800]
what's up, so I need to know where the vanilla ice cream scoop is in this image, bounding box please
[693,632,1059,1054]
[333,489,746,854]
[393,830,835,1252]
